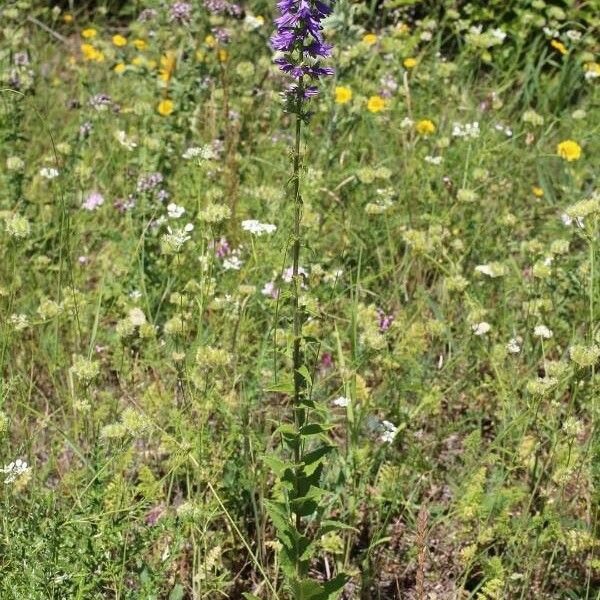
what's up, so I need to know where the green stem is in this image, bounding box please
[291,82,304,534]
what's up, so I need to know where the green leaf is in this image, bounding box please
[303,444,333,467]
[168,584,184,600]
[299,422,330,436]
[262,454,295,478]
[242,594,262,600]
[323,573,350,598]
[265,380,294,395]
[297,364,312,388]
[319,520,360,535]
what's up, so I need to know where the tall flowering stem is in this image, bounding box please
[265,1,348,597]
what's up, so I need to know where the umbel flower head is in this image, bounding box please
[271,0,335,106]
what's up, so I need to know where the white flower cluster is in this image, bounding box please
[223,250,243,271]
[1,458,31,484]
[379,420,398,444]
[167,203,185,219]
[472,322,491,336]
[452,122,480,139]
[39,167,59,179]
[182,145,218,160]
[241,219,277,236]
[332,396,349,407]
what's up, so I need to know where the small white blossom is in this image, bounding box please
[1,458,31,484]
[565,30,582,41]
[533,325,553,339]
[241,219,277,236]
[223,251,243,271]
[491,28,507,42]
[424,155,443,165]
[39,167,59,179]
[380,420,398,444]
[452,121,480,139]
[507,337,522,354]
[332,396,349,407]
[115,130,137,150]
[472,322,491,336]
[167,203,186,219]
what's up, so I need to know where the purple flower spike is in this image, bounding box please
[272,0,335,104]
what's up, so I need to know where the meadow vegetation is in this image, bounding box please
[0,0,599,598]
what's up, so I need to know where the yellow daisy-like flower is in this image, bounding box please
[133,39,148,51]
[550,39,567,55]
[403,57,417,69]
[157,99,174,116]
[81,28,97,39]
[195,49,206,62]
[362,33,377,45]
[415,119,436,135]
[81,43,104,62]
[556,140,582,162]
[335,86,352,104]
[131,56,146,67]
[367,95,386,113]
[113,63,126,74]
[532,186,544,198]
[205,34,217,48]
[63,13,74,24]
[112,34,128,47]
[218,49,229,62]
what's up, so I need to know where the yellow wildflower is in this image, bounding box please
[112,34,127,47]
[367,95,386,113]
[218,49,229,62]
[556,140,582,162]
[362,33,377,45]
[157,99,174,116]
[63,13,74,24]
[532,186,544,198]
[131,56,146,67]
[113,63,126,74]
[159,51,176,82]
[403,57,417,69]
[551,39,567,55]
[81,28,97,39]
[205,34,217,48]
[415,119,436,135]
[133,39,148,51]
[81,43,104,62]
[335,86,352,104]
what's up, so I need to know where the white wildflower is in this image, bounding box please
[332,396,350,408]
[424,155,443,165]
[167,203,186,219]
[39,167,59,179]
[241,219,277,236]
[472,322,491,336]
[507,337,522,354]
[380,420,398,444]
[533,325,553,339]
[1,458,31,484]
[115,130,137,150]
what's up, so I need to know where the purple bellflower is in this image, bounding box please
[271,0,334,105]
